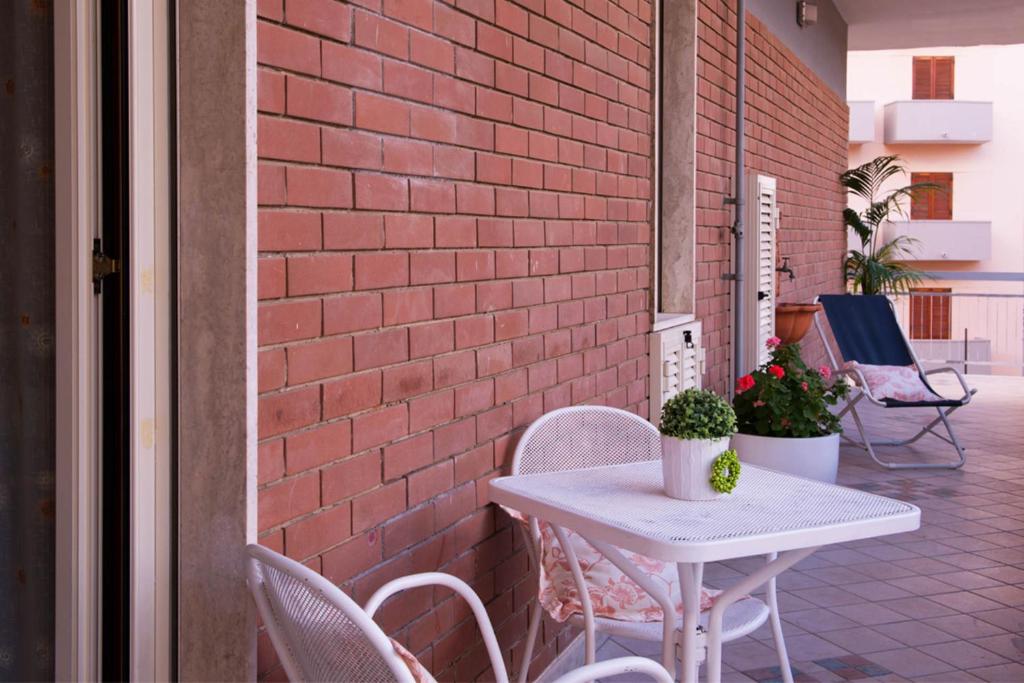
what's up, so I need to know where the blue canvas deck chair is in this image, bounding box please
[814,294,976,470]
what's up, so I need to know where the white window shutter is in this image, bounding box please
[743,174,777,373]
[650,319,703,422]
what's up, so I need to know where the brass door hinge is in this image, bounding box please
[92,238,120,294]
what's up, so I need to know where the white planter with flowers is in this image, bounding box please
[730,336,849,484]
[731,432,840,483]
[658,388,742,500]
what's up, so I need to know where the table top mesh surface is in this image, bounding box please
[491,461,917,545]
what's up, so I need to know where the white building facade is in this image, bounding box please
[848,45,1024,375]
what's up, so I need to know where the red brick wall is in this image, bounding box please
[255,0,654,679]
[695,1,849,393]
[254,0,847,678]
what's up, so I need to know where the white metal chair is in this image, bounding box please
[507,406,793,683]
[246,544,675,683]
[814,294,976,469]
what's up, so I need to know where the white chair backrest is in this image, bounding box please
[511,406,661,476]
[246,544,414,683]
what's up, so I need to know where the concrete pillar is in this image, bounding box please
[659,0,699,314]
[175,0,257,679]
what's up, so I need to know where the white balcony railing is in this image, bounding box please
[883,100,992,144]
[848,101,875,143]
[883,220,991,261]
[890,291,1024,376]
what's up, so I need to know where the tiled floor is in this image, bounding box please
[599,375,1024,682]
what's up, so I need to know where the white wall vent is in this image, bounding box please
[650,318,703,421]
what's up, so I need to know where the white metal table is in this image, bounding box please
[489,461,920,683]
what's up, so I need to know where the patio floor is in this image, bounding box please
[599,374,1024,682]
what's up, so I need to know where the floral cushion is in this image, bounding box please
[391,639,437,683]
[843,362,937,403]
[506,509,719,623]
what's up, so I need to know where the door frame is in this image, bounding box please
[54,3,101,678]
[54,1,175,679]
[126,0,175,678]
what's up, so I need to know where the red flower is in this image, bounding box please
[736,374,756,394]
[766,336,782,349]
[818,365,832,380]
[768,364,785,379]
[801,381,809,391]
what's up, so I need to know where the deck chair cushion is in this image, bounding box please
[506,509,719,623]
[392,639,437,683]
[844,362,938,404]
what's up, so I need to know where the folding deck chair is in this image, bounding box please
[814,294,977,470]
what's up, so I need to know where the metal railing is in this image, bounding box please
[890,291,1024,376]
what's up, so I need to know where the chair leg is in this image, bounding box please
[765,554,793,683]
[517,603,544,683]
[937,406,968,468]
[843,402,967,470]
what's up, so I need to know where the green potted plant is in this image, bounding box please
[731,338,850,482]
[659,388,740,500]
[842,154,940,294]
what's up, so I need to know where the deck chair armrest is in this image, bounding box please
[552,657,674,683]
[365,572,510,683]
[923,366,974,404]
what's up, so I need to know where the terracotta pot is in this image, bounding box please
[774,303,823,344]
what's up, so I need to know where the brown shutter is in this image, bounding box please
[910,172,953,220]
[931,173,953,219]
[910,172,930,219]
[910,288,952,340]
[912,57,933,99]
[933,57,955,99]
[912,56,955,99]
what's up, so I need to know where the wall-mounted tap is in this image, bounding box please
[776,256,795,281]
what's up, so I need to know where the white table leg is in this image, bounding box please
[587,540,678,678]
[550,525,596,665]
[704,547,819,683]
[765,552,793,683]
[676,562,704,683]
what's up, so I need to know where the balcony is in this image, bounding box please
[883,100,993,144]
[848,101,875,143]
[883,220,991,261]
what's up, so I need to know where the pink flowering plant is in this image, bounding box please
[732,337,849,438]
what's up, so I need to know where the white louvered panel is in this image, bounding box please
[744,174,777,373]
[650,319,703,421]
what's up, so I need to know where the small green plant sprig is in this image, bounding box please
[659,388,737,440]
[710,449,741,493]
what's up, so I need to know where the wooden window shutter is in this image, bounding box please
[910,288,952,340]
[911,172,953,220]
[742,174,776,373]
[933,57,954,99]
[912,57,933,99]
[912,56,955,99]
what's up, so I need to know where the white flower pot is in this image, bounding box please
[730,432,841,484]
[660,435,731,500]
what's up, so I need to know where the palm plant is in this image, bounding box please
[841,155,939,295]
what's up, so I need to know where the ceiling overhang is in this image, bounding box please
[835,0,1024,50]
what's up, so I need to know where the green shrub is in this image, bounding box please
[659,388,737,440]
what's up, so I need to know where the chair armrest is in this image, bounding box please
[923,366,974,403]
[365,572,510,683]
[551,657,674,683]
